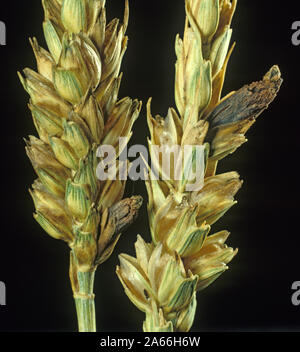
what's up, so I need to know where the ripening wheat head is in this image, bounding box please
[117,0,282,332]
[20,0,142,273]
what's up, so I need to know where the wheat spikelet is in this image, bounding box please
[19,0,142,332]
[117,0,282,332]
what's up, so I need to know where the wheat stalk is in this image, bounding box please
[19,0,142,332]
[116,0,282,332]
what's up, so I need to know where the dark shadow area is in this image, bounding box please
[0,0,299,332]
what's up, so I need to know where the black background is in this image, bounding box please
[0,0,300,333]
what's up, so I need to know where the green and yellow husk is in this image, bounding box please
[117,0,282,332]
[20,0,142,332]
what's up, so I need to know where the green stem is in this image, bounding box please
[70,251,96,332]
[74,270,96,332]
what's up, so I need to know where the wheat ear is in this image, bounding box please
[19,0,142,332]
[116,0,282,332]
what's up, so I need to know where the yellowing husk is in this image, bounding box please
[116,237,198,331]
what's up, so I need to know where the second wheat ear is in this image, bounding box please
[19,0,142,332]
[117,0,282,332]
